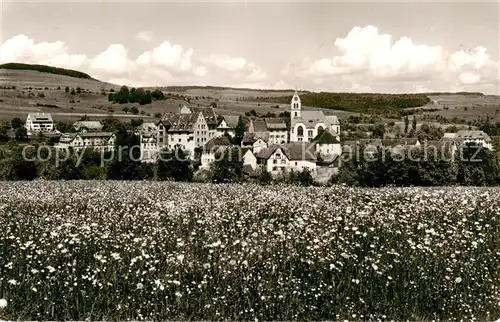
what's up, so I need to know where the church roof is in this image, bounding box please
[291,110,332,129]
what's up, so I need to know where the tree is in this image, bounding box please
[156,148,193,181]
[211,147,244,183]
[0,126,9,142]
[122,107,129,113]
[412,116,417,133]
[404,116,409,134]
[130,107,139,115]
[70,88,76,95]
[76,87,82,94]
[372,124,385,139]
[11,118,22,129]
[234,116,245,146]
[15,127,28,141]
[65,86,69,93]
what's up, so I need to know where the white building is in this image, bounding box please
[25,113,54,133]
[56,132,115,152]
[140,133,158,163]
[447,130,493,150]
[256,143,317,176]
[216,115,240,138]
[289,91,340,142]
[159,106,218,156]
[248,118,288,144]
[242,133,268,154]
[200,136,233,170]
[312,129,342,160]
[73,121,103,132]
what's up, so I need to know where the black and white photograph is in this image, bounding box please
[0,0,499,321]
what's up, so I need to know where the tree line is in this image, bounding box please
[108,85,165,105]
[245,92,431,117]
[0,63,93,79]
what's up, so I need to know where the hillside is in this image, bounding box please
[0,63,94,80]
[0,63,499,123]
[245,92,431,117]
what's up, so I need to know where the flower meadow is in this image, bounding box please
[0,181,498,321]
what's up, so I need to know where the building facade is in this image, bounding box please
[25,113,54,133]
[289,91,340,143]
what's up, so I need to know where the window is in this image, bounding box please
[276,153,281,159]
[308,130,313,137]
[281,159,286,164]
[298,138,303,142]
[297,126,304,136]
[273,160,277,164]
[294,112,298,117]
[272,166,277,171]
[295,162,298,166]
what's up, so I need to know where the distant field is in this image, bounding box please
[1,68,499,124]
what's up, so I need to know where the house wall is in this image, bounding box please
[243,151,257,170]
[268,130,288,144]
[253,139,267,154]
[193,114,209,148]
[317,143,342,157]
[266,149,289,174]
[200,152,215,169]
[168,132,195,155]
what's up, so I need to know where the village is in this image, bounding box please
[20,90,494,182]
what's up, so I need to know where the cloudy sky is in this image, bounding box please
[1,0,499,93]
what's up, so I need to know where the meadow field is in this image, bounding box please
[0,181,498,321]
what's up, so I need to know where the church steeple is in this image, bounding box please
[291,89,301,119]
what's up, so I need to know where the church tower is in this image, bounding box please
[290,89,301,120]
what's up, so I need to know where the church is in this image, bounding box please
[289,91,340,143]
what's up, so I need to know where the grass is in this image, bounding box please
[0,181,498,321]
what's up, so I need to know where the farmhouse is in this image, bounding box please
[25,113,54,133]
[256,143,317,176]
[200,136,233,170]
[289,91,340,142]
[445,130,493,150]
[140,133,158,163]
[159,107,218,156]
[73,121,103,132]
[248,118,288,144]
[241,132,269,154]
[312,129,341,159]
[56,132,115,152]
[216,115,240,138]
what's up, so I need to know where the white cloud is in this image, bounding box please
[136,30,154,42]
[283,25,499,93]
[0,34,87,69]
[90,44,134,76]
[136,41,195,72]
[201,53,268,84]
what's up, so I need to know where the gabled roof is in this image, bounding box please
[28,113,53,122]
[192,107,218,125]
[291,110,332,129]
[218,115,240,129]
[203,136,233,152]
[265,118,287,130]
[73,121,103,130]
[381,138,419,147]
[78,132,115,138]
[455,130,492,142]
[162,113,199,132]
[251,119,268,133]
[256,143,316,161]
[326,114,340,126]
[312,129,339,144]
[140,122,158,133]
[242,132,269,145]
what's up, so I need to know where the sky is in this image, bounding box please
[0,0,499,94]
